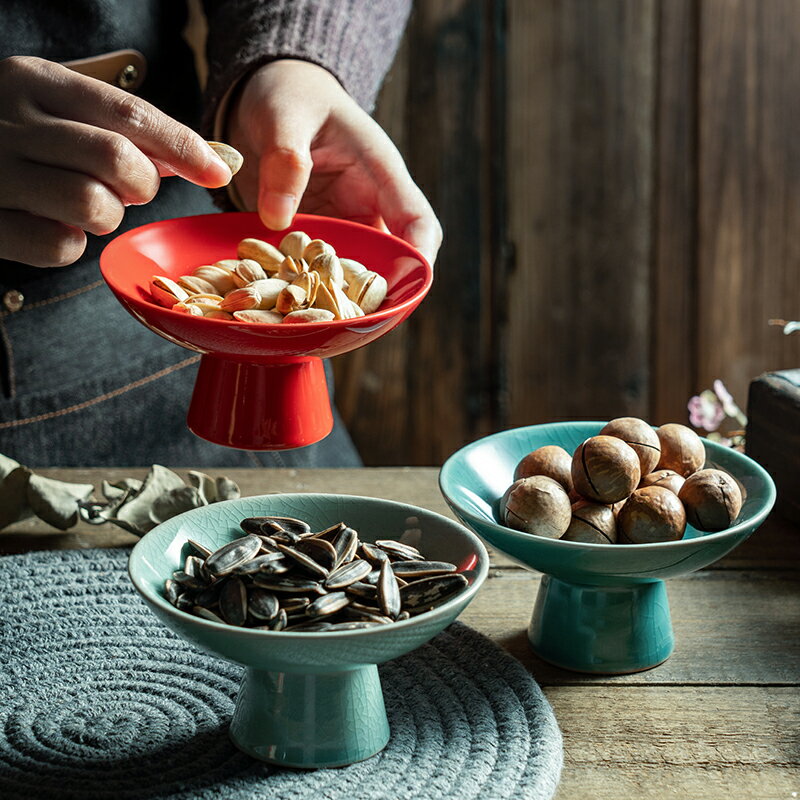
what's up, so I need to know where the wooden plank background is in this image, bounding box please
[333,0,800,465]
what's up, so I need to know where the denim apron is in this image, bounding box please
[0,2,361,468]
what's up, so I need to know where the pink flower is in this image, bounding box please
[688,390,725,431]
[713,379,747,425]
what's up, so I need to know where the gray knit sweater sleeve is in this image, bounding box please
[202,0,411,128]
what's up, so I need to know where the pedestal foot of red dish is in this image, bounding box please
[187,353,334,450]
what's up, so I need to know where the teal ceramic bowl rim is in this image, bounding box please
[439,421,777,553]
[128,492,490,638]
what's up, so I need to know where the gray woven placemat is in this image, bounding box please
[0,549,562,800]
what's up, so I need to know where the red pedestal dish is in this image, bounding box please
[100,212,432,450]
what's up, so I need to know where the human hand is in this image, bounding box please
[0,56,233,267]
[226,59,442,266]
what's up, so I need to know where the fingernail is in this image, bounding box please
[260,192,297,230]
[206,154,233,186]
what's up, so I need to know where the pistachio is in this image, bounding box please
[279,231,312,259]
[233,309,284,324]
[172,302,204,316]
[247,278,289,309]
[207,141,243,176]
[220,286,263,312]
[276,255,309,283]
[150,276,188,308]
[291,270,320,306]
[177,275,218,295]
[204,309,234,320]
[340,258,368,284]
[345,270,388,314]
[183,300,224,315]
[237,238,285,272]
[183,293,224,305]
[231,259,268,288]
[303,238,335,264]
[312,282,340,318]
[276,284,308,314]
[282,309,335,323]
[192,264,237,295]
[310,252,344,289]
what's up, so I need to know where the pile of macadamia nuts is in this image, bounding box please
[501,418,745,544]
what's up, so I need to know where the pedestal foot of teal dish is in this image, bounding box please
[528,575,674,674]
[229,665,390,768]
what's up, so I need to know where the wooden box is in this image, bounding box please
[746,370,800,522]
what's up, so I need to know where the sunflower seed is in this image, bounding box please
[280,596,311,613]
[193,605,224,623]
[241,515,311,536]
[165,579,181,605]
[172,570,206,589]
[233,552,285,575]
[187,539,212,558]
[270,608,287,631]
[194,583,222,607]
[176,594,194,612]
[326,620,384,630]
[333,526,359,567]
[205,534,262,576]
[307,591,350,617]
[360,542,389,566]
[374,540,424,561]
[248,588,280,620]
[277,543,329,578]
[345,606,394,624]
[257,535,281,553]
[184,555,206,580]
[323,558,372,590]
[295,537,336,570]
[390,561,458,579]
[364,569,381,586]
[378,561,401,618]
[284,621,335,632]
[346,581,378,600]
[219,577,247,626]
[251,575,325,593]
[400,574,469,611]
[313,522,347,541]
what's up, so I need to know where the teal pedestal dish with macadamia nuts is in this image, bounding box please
[439,421,776,674]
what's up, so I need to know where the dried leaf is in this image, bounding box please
[0,466,33,529]
[102,478,143,504]
[0,453,20,482]
[187,471,217,504]
[149,486,206,526]
[216,476,240,501]
[113,465,185,534]
[26,474,93,531]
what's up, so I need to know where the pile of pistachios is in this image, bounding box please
[149,232,388,323]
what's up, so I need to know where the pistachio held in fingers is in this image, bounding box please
[207,141,243,177]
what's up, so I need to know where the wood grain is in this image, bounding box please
[460,569,800,685]
[549,686,800,800]
[698,0,800,413]
[334,0,491,465]
[651,0,699,424]
[2,468,797,570]
[506,0,656,426]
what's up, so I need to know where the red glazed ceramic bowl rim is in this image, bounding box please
[100,212,434,329]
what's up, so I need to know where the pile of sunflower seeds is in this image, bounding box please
[164,515,469,632]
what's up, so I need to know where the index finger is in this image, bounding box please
[37,62,232,188]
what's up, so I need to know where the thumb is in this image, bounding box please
[257,113,314,231]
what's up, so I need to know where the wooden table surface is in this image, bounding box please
[2,467,799,800]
